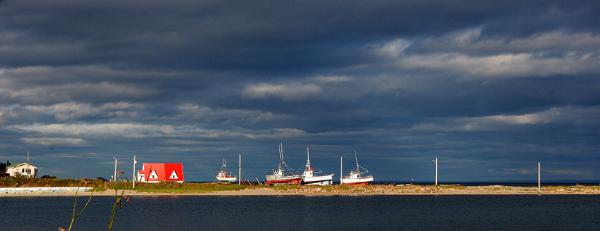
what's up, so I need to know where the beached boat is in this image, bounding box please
[215,159,237,183]
[341,152,373,185]
[265,142,302,185]
[302,146,334,185]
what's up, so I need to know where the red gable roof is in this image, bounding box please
[138,163,184,183]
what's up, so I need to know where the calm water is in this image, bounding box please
[2,195,600,230]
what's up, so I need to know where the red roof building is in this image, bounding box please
[137,163,184,183]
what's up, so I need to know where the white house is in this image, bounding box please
[6,163,38,177]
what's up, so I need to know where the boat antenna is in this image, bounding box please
[27,151,30,165]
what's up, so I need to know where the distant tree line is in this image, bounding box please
[0,160,11,177]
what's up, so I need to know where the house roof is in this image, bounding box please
[7,163,37,169]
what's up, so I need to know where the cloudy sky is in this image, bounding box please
[1,0,599,182]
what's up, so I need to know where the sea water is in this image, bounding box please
[2,195,600,230]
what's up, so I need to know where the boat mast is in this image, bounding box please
[306,145,311,168]
[278,142,284,171]
[354,151,359,172]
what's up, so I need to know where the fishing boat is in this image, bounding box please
[265,142,302,185]
[302,146,334,185]
[341,152,373,185]
[215,159,237,183]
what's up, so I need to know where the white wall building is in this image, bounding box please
[6,163,38,177]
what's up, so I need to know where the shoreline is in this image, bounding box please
[2,185,600,197]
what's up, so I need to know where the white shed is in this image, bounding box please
[6,163,38,177]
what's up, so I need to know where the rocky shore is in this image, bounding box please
[2,184,600,197]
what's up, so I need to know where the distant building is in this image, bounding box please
[6,163,38,178]
[137,163,184,183]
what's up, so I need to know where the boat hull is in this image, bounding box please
[265,175,302,185]
[216,176,237,183]
[341,176,374,185]
[303,174,334,185]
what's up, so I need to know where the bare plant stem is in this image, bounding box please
[67,188,95,231]
[107,189,125,231]
[67,190,78,231]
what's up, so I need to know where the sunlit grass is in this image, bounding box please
[0,176,103,188]
[124,182,250,193]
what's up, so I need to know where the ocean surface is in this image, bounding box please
[2,195,600,231]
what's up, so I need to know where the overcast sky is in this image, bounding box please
[1,0,599,182]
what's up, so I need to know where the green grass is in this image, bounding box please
[3,177,600,194]
[0,176,103,188]
[269,184,302,191]
[0,177,250,193]
[125,182,250,193]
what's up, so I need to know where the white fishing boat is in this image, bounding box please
[302,146,334,185]
[215,159,237,183]
[341,152,373,185]
[265,142,302,185]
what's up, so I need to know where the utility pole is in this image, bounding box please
[537,161,541,193]
[132,155,137,188]
[238,153,242,185]
[340,156,343,185]
[434,157,438,186]
[113,157,118,182]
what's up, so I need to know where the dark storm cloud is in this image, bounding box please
[0,0,599,181]
[1,0,592,71]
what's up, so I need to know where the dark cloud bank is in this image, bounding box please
[0,0,599,182]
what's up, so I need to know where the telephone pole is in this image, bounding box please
[132,155,137,188]
[113,157,118,182]
[537,161,541,193]
[340,156,343,185]
[434,157,438,186]
[238,153,242,185]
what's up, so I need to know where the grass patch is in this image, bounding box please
[270,184,302,191]
[127,182,250,193]
[0,176,103,188]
